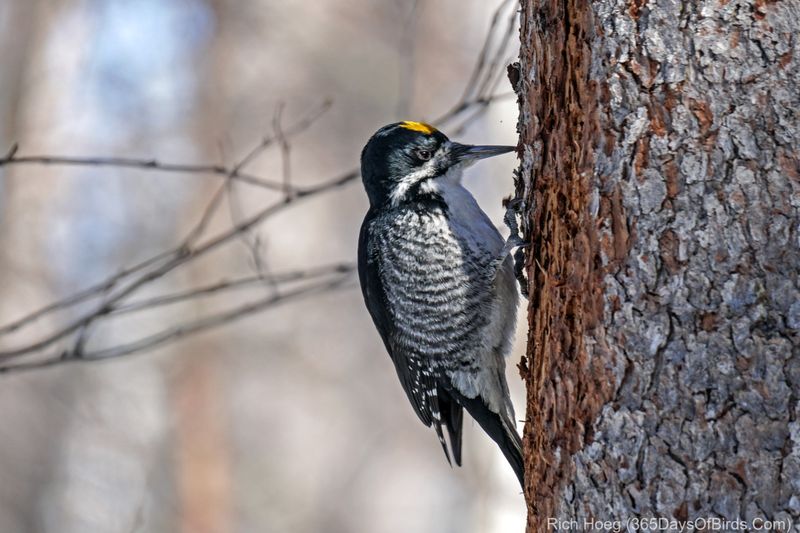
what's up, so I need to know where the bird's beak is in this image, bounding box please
[449,143,517,166]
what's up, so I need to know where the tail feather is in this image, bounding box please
[433,419,452,465]
[446,387,525,488]
[439,389,464,466]
[429,392,452,466]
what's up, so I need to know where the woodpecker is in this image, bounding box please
[357,120,524,486]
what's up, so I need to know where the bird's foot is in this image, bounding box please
[499,197,527,257]
[501,197,529,298]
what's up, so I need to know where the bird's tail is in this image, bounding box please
[447,387,525,488]
[495,412,524,488]
[438,388,464,466]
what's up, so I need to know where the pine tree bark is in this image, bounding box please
[513,0,800,530]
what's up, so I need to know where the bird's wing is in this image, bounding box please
[358,210,434,426]
[440,182,504,255]
[444,383,524,487]
[358,209,463,465]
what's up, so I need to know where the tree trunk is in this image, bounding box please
[514,0,800,530]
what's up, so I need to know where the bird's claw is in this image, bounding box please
[503,234,527,252]
[502,196,529,299]
[504,197,525,212]
[501,197,525,253]
[503,198,524,232]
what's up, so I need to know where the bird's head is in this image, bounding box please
[360,121,516,208]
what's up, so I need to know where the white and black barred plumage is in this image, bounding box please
[358,122,524,486]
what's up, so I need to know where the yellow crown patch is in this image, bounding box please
[400,121,437,135]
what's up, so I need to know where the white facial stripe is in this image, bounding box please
[388,158,438,207]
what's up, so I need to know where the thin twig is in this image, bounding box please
[182,181,228,247]
[110,263,354,316]
[0,249,177,335]
[272,103,293,197]
[4,143,19,159]
[0,100,332,193]
[0,155,283,190]
[0,273,353,374]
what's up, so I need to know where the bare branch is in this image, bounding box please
[0,99,332,193]
[0,154,283,190]
[0,168,360,361]
[110,263,355,316]
[0,271,353,374]
[0,101,334,337]
[0,249,177,335]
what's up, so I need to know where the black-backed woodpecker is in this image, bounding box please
[358,121,524,486]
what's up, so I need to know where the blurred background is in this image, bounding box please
[0,1,524,532]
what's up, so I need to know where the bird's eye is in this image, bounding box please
[415,149,432,161]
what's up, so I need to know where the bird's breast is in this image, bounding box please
[372,207,496,361]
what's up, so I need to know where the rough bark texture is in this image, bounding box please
[515,0,800,530]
